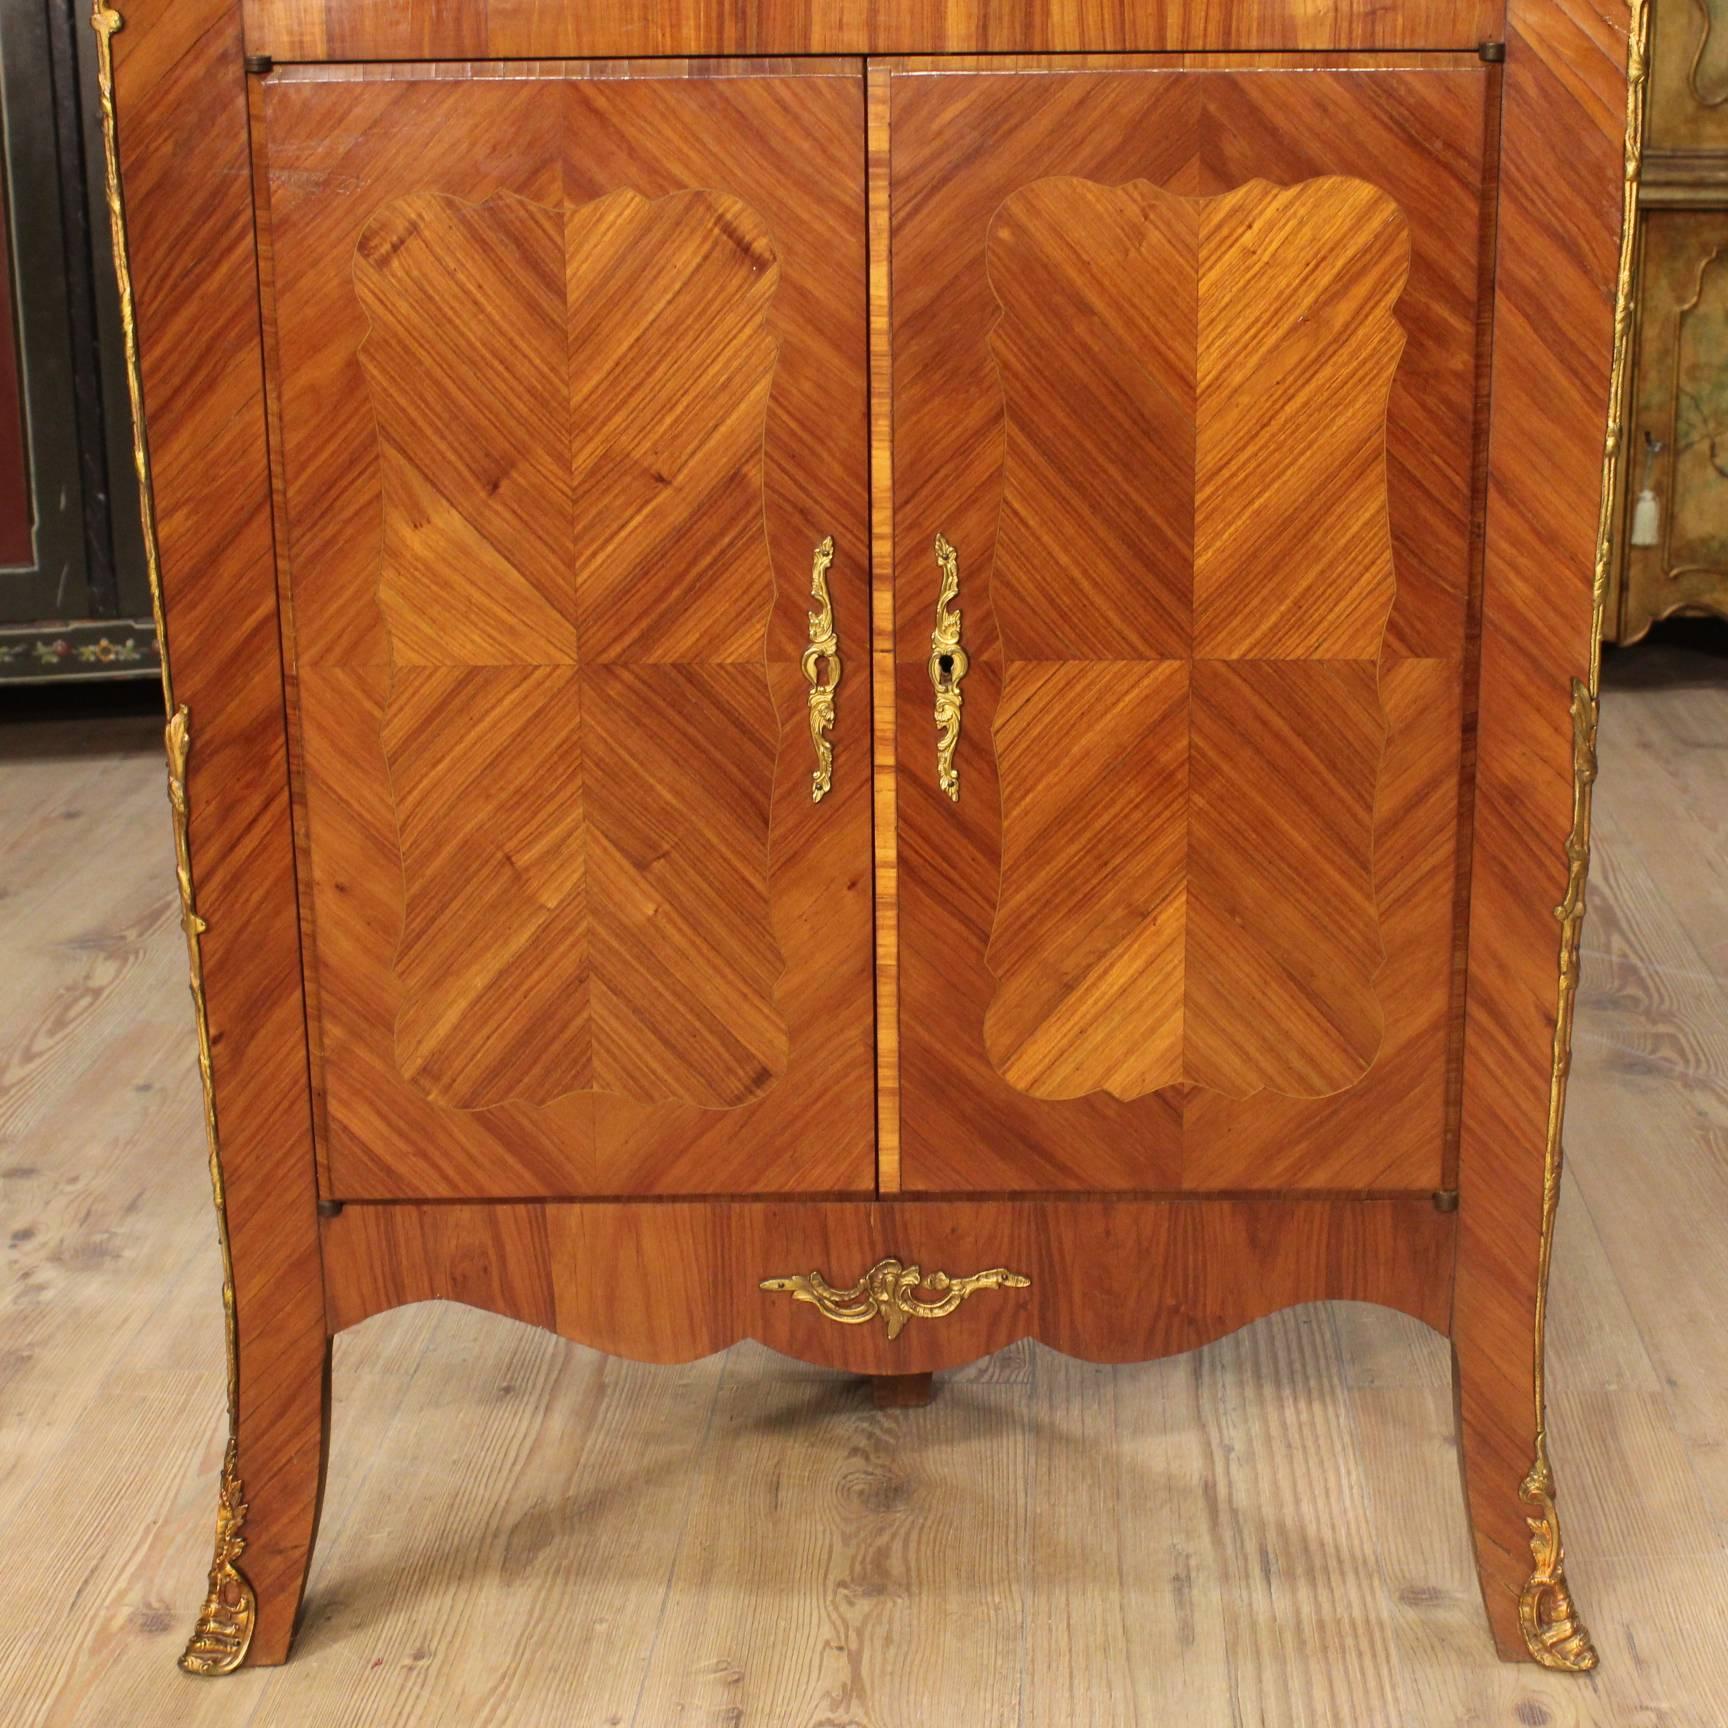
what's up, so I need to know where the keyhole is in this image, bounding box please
[937,653,955,684]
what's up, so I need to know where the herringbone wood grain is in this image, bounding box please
[355,186,785,1113]
[259,65,874,1198]
[982,175,1403,1105]
[888,62,1491,1193]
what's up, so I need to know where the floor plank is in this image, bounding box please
[3,633,1728,1725]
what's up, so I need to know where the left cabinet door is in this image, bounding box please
[256,62,875,1200]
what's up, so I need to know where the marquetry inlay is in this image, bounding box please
[982,175,1406,1104]
[354,186,789,1112]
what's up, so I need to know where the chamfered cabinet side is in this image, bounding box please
[1452,0,1644,1670]
[97,0,327,1669]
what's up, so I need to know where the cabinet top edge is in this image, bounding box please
[258,49,1498,86]
[237,0,1508,68]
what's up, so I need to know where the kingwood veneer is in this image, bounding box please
[92,0,1642,1676]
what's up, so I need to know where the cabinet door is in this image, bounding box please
[259,63,873,1199]
[889,59,1494,1194]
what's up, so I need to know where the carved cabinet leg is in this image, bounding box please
[155,698,332,1671]
[871,1372,935,1409]
[1452,888,1601,1674]
[1451,676,1606,1671]
[93,0,337,1678]
[1451,1315,1596,1671]
[181,1334,331,1673]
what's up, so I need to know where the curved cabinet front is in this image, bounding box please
[109,1,1629,1672]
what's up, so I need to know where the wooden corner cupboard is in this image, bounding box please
[94,0,1643,1677]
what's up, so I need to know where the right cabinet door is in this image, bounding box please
[889,57,1496,1193]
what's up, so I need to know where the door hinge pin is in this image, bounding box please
[244,52,274,74]
[1433,1188,1461,1213]
[1478,41,1506,63]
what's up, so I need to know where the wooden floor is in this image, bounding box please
[2,630,1726,1726]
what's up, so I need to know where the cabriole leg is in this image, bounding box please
[1452,1194,1597,1672]
[1451,1331,1596,1670]
[182,1337,331,1672]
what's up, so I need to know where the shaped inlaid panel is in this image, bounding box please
[982,176,1405,1103]
[985,660,1190,1099]
[353,186,785,1111]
